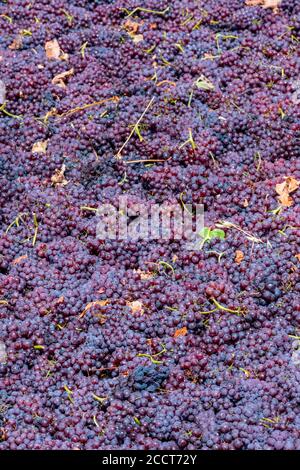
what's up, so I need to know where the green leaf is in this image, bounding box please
[210,229,225,240]
[199,227,211,239]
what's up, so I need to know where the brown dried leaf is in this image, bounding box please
[124,19,140,35]
[45,39,61,59]
[12,255,28,265]
[9,34,23,50]
[79,300,110,318]
[242,199,249,208]
[235,250,244,264]
[52,68,74,88]
[51,164,68,186]
[124,19,143,43]
[174,327,187,338]
[60,52,69,61]
[127,300,144,314]
[295,254,300,262]
[276,176,299,207]
[285,176,300,193]
[245,0,282,13]
[134,269,155,280]
[32,140,48,154]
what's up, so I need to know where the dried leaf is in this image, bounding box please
[132,34,144,44]
[174,327,188,338]
[124,19,140,35]
[0,341,7,364]
[195,75,215,91]
[245,0,282,13]
[53,296,65,307]
[45,39,61,60]
[60,51,69,61]
[0,80,6,104]
[275,176,299,207]
[127,300,144,314]
[124,19,144,43]
[242,199,249,208]
[12,255,28,265]
[295,254,300,262]
[52,68,74,88]
[134,269,155,280]
[79,300,110,318]
[9,34,23,50]
[285,176,300,193]
[51,164,68,186]
[235,250,244,264]
[32,140,48,154]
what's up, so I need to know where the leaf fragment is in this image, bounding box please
[195,75,215,91]
[235,250,244,264]
[12,255,28,265]
[51,164,68,186]
[124,19,144,43]
[0,80,6,104]
[52,68,74,88]
[79,300,110,318]
[9,34,23,50]
[45,39,61,59]
[275,176,299,207]
[124,19,139,35]
[245,0,282,13]
[134,269,155,280]
[32,140,48,154]
[127,300,144,314]
[0,341,7,364]
[174,327,188,338]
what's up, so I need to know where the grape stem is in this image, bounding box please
[122,6,170,18]
[116,97,155,159]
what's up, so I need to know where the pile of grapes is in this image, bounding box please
[0,0,300,450]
